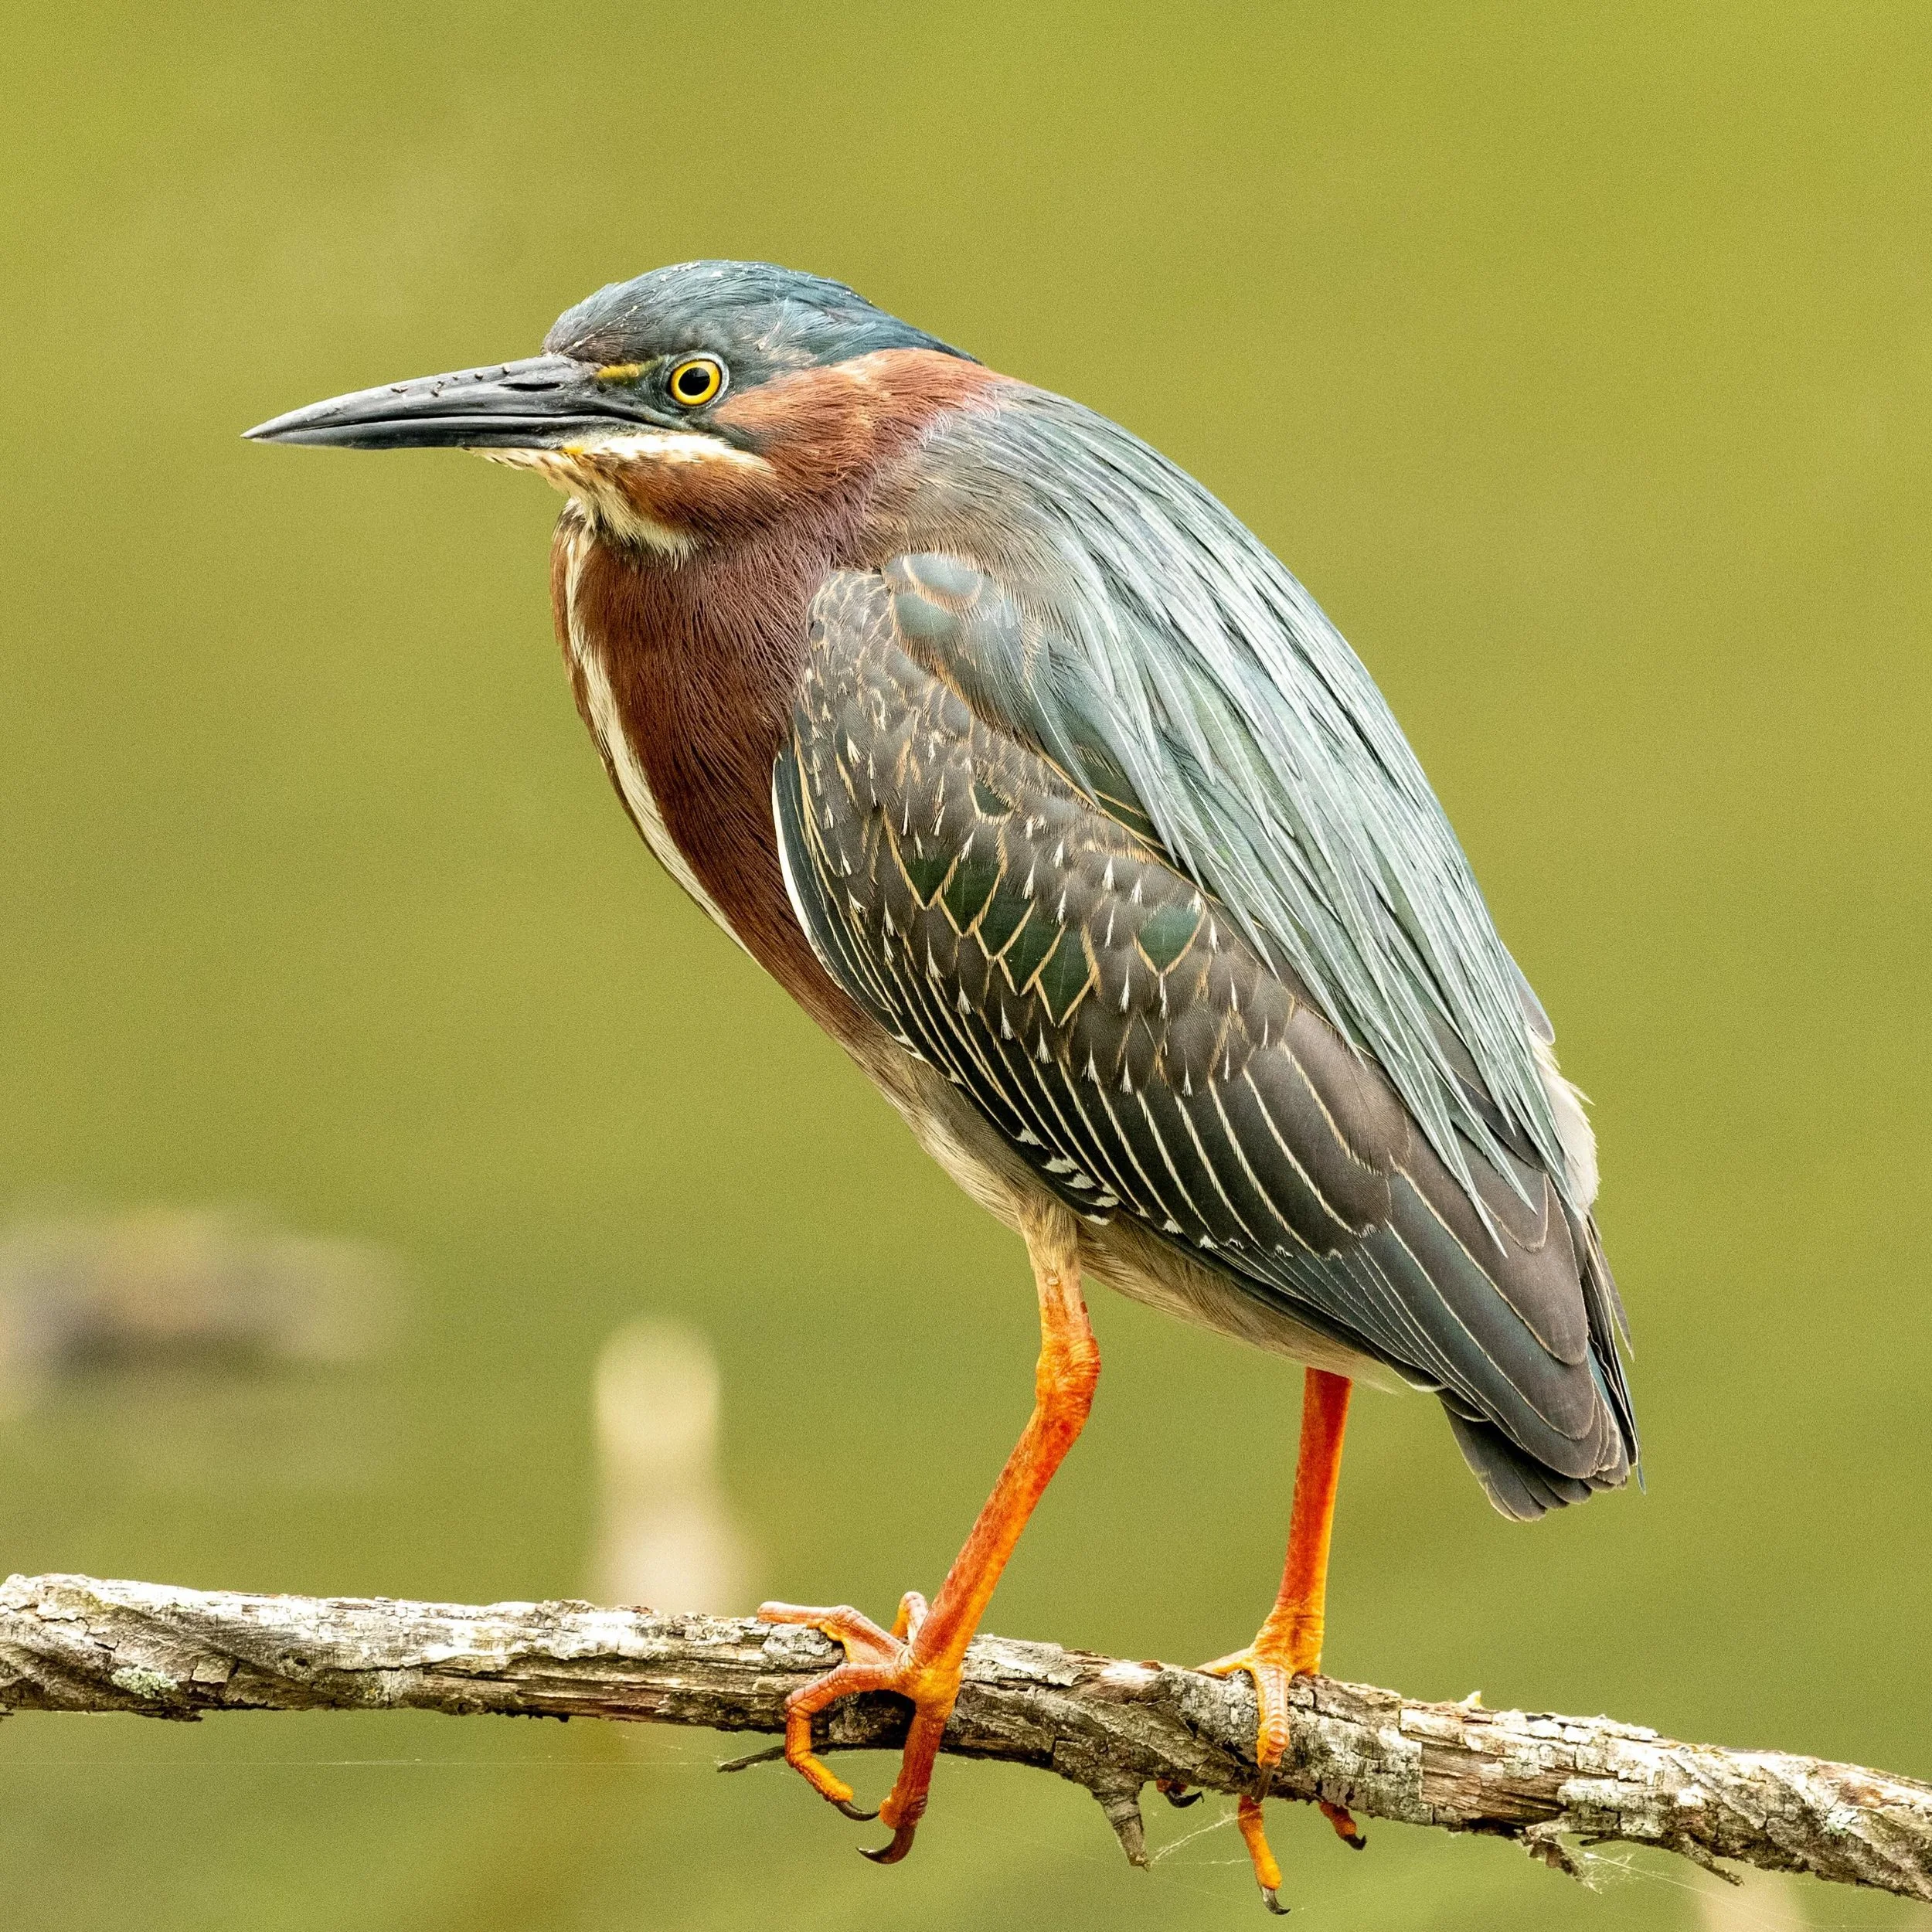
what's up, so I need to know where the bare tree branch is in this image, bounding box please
[2,1573,1924,1902]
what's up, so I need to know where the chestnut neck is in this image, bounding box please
[553,351,1005,1050]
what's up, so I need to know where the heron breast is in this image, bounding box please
[559,522,750,951]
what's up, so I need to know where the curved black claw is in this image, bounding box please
[1260,1884,1289,1917]
[1155,1778,1204,1810]
[859,1820,920,1866]
[1318,1799,1366,1849]
[833,1796,880,1822]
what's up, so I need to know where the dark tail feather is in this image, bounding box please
[1444,1409,1599,1520]
[1445,1209,1639,1522]
[1574,1212,1641,1471]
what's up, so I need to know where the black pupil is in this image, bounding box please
[677,364,710,399]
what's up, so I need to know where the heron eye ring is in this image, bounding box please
[668,356,725,407]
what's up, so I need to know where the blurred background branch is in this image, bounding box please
[2,1574,1925,1905]
[0,1206,400,1417]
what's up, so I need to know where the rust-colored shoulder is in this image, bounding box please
[714,348,1005,439]
[594,351,1006,549]
[713,350,1009,502]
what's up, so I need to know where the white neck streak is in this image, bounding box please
[481,424,771,557]
[558,522,753,955]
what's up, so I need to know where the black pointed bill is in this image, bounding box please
[244,353,669,451]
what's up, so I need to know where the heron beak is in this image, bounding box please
[244,353,664,451]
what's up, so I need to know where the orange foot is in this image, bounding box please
[1197,1367,1363,1913]
[1200,1638,1364,1913]
[760,1591,955,1862]
[756,1199,1097,1870]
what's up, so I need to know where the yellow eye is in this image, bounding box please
[668,356,725,407]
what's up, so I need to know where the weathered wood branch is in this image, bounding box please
[1,1574,1924,1903]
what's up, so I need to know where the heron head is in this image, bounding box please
[246,260,980,555]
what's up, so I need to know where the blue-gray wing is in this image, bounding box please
[774,570,1634,1517]
[881,391,1580,1226]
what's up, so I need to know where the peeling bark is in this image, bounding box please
[2,1573,1925,1902]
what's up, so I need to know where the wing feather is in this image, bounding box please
[880,413,1585,1225]
[775,570,1634,1509]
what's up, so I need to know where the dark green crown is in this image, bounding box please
[544,260,975,386]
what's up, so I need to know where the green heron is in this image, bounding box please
[250,261,1636,1910]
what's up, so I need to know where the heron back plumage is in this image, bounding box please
[877,390,1586,1226]
[774,566,1636,1512]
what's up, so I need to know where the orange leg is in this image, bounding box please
[760,1196,1097,1864]
[1201,1367,1361,1914]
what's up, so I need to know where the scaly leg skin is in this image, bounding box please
[760,1196,1097,1865]
[1200,1367,1363,1914]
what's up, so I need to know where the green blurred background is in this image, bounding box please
[2,2,1927,1927]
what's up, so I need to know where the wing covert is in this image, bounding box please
[774,570,1634,1502]
[878,395,1587,1229]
